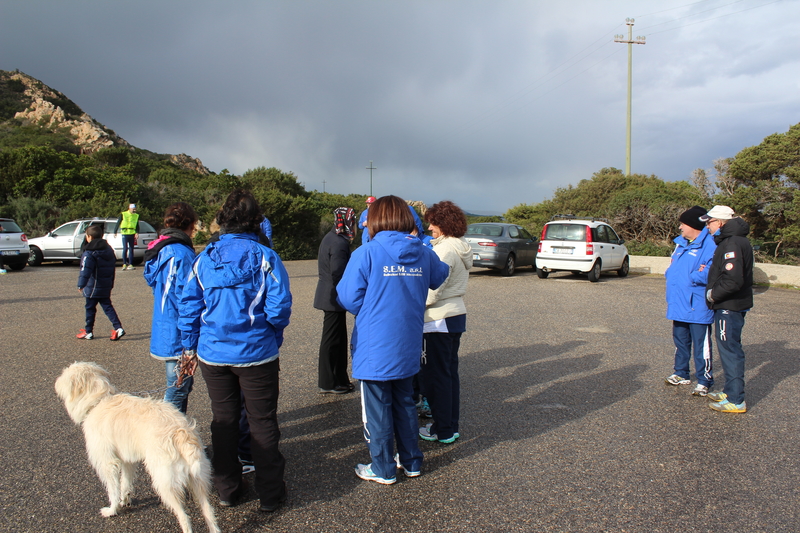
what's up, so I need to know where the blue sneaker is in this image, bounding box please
[393,453,421,477]
[354,463,396,485]
[417,397,432,418]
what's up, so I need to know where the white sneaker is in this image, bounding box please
[692,384,709,396]
[0,269,7,275]
[354,463,396,484]
[665,374,690,386]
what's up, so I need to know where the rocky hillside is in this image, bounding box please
[0,69,209,174]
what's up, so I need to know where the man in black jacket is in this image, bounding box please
[700,205,753,413]
[314,207,357,394]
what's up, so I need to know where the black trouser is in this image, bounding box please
[420,331,462,440]
[84,297,122,332]
[200,359,286,506]
[317,310,350,389]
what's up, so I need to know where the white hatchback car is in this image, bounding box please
[535,215,629,282]
[27,217,158,266]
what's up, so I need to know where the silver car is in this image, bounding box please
[27,217,158,266]
[464,223,538,276]
[0,218,30,271]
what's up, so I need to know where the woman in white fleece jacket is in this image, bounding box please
[419,200,473,444]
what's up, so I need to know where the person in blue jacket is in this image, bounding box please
[260,217,273,247]
[360,195,426,245]
[358,196,375,245]
[143,202,197,413]
[179,189,292,513]
[76,223,124,340]
[664,206,717,396]
[337,195,449,485]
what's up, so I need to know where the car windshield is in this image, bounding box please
[544,223,586,241]
[0,221,22,233]
[467,224,503,237]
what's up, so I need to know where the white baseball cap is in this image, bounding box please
[129,203,136,209]
[699,205,734,221]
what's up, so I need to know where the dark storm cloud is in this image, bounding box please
[1,0,798,213]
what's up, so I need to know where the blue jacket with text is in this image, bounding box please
[336,231,449,381]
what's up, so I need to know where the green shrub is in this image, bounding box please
[625,240,673,257]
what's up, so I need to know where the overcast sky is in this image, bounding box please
[2,0,799,214]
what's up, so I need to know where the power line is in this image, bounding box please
[640,0,784,36]
[636,0,736,18]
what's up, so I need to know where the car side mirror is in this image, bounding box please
[618,239,625,245]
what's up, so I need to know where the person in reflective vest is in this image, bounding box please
[114,203,139,270]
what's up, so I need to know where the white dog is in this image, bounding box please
[55,362,220,533]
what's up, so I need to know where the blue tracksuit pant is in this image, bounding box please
[360,377,423,480]
[672,321,713,387]
[715,309,747,405]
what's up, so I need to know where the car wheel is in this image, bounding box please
[28,246,43,266]
[537,268,549,279]
[617,256,630,277]
[588,260,602,282]
[8,261,26,271]
[500,254,516,276]
[132,257,143,266]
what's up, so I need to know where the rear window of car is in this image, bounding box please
[543,223,586,241]
[102,220,156,233]
[467,224,503,237]
[0,220,23,233]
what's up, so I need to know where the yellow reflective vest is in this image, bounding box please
[120,211,139,235]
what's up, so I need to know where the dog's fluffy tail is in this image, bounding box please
[176,428,219,533]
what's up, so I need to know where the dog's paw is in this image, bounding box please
[100,506,118,517]
[121,494,132,507]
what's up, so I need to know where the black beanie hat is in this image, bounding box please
[679,206,707,231]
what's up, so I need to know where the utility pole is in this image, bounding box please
[366,160,377,196]
[322,180,326,193]
[614,19,645,176]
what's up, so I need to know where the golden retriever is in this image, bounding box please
[55,362,219,533]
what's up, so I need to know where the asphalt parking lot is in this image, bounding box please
[1,261,799,533]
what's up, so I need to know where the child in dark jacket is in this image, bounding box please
[76,224,125,340]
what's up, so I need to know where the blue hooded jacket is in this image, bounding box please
[665,226,716,324]
[178,233,292,366]
[143,229,196,361]
[336,231,449,381]
[78,238,116,298]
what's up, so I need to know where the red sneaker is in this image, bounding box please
[110,328,126,341]
[76,329,94,340]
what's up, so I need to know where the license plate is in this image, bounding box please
[1,250,19,256]
[553,248,573,255]
[473,254,480,260]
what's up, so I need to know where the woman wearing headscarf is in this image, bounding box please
[179,189,292,512]
[336,195,449,484]
[314,207,357,394]
[143,202,198,413]
[418,200,472,444]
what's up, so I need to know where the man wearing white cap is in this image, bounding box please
[700,205,753,413]
[114,203,140,270]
